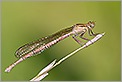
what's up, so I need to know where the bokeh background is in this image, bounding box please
[1,1,120,81]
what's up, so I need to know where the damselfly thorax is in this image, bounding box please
[15,21,97,59]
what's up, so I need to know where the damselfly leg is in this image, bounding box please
[88,28,100,36]
[72,35,83,46]
[72,33,90,46]
[72,30,99,46]
[80,32,90,41]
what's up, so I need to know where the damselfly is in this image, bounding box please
[5,21,99,72]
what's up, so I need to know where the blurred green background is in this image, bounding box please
[1,1,120,81]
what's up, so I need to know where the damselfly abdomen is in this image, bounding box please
[5,21,99,72]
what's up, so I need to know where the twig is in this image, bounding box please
[30,32,105,81]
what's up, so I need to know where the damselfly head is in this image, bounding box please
[87,21,95,29]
